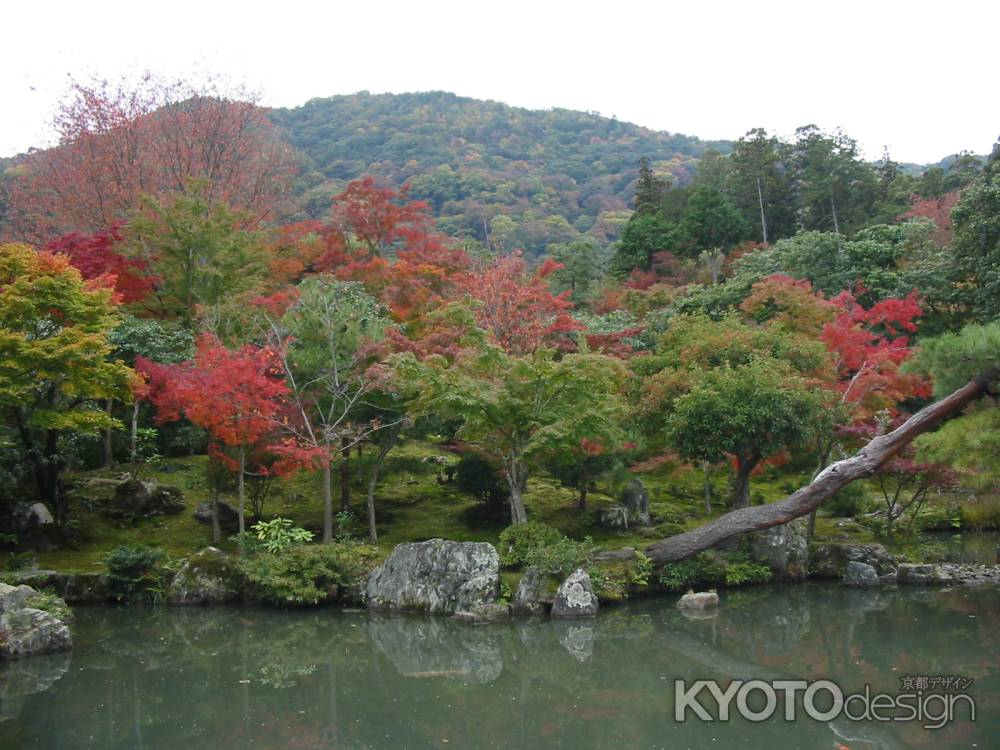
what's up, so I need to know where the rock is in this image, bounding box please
[193,500,240,529]
[810,543,894,578]
[12,502,54,532]
[512,566,552,616]
[749,519,809,580]
[365,539,500,614]
[843,561,880,587]
[621,479,651,525]
[0,583,72,660]
[896,563,937,585]
[451,602,511,625]
[593,547,637,562]
[879,571,898,585]
[600,480,652,530]
[551,569,598,618]
[1,571,107,603]
[108,479,185,521]
[677,590,719,610]
[599,505,630,530]
[0,584,34,614]
[167,547,244,604]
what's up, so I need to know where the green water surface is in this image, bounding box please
[1,583,997,749]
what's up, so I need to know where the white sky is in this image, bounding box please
[3,0,997,164]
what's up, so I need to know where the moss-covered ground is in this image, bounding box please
[22,437,895,574]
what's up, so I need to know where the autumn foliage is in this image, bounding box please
[6,74,297,241]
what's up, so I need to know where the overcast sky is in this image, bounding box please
[4,1,997,164]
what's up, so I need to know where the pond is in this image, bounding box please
[1,583,997,749]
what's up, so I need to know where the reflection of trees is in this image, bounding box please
[2,588,997,749]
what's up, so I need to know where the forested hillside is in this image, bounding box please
[270,91,730,252]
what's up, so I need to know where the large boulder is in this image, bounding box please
[810,542,894,578]
[193,500,240,530]
[749,519,809,580]
[0,583,72,660]
[551,569,599,619]
[365,539,500,614]
[167,547,244,604]
[843,561,880,587]
[108,479,185,521]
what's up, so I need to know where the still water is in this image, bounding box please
[1,583,997,749]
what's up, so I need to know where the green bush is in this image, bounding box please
[628,552,653,586]
[657,552,728,591]
[497,521,564,568]
[724,560,772,586]
[523,535,595,578]
[239,542,378,606]
[455,453,510,506]
[104,545,169,603]
[960,496,1000,530]
[827,483,868,517]
[252,517,314,553]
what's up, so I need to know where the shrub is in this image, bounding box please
[497,521,564,568]
[827,483,868,517]
[628,552,653,586]
[961,496,1000,530]
[657,552,728,591]
[252,517,314,553]
[724,560,772,586]
[104,545,169,603]
[239,542,378,606]
[455,453,510,507]
[523,535,594,578]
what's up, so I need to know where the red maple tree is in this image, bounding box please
[137,333,291,534]
[6,73,297,241]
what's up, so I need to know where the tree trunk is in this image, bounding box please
[757,176,768,244]
[211,495,221,544]
[322,458,334,544]
[577,466,588,510]
[502,452,528,523]
[365,425,403,544]
[702,464,713,514]
[340,436,350,511]
[644,369,997,564]
[508,483,528,524]
[130,400,140,465]
[237,447,246,537]
[103,398,114,468]
[732,456,756,509]
[366,462,381,544]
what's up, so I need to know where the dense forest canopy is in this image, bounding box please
[0,75,998,568]
[268,91,730,252]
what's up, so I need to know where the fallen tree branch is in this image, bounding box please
[645,367,999,564]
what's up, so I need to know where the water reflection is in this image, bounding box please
[0,583,996,749]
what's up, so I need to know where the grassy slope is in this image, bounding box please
[37,438,868,572]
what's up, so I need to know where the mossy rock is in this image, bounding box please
[167,547,244,605]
